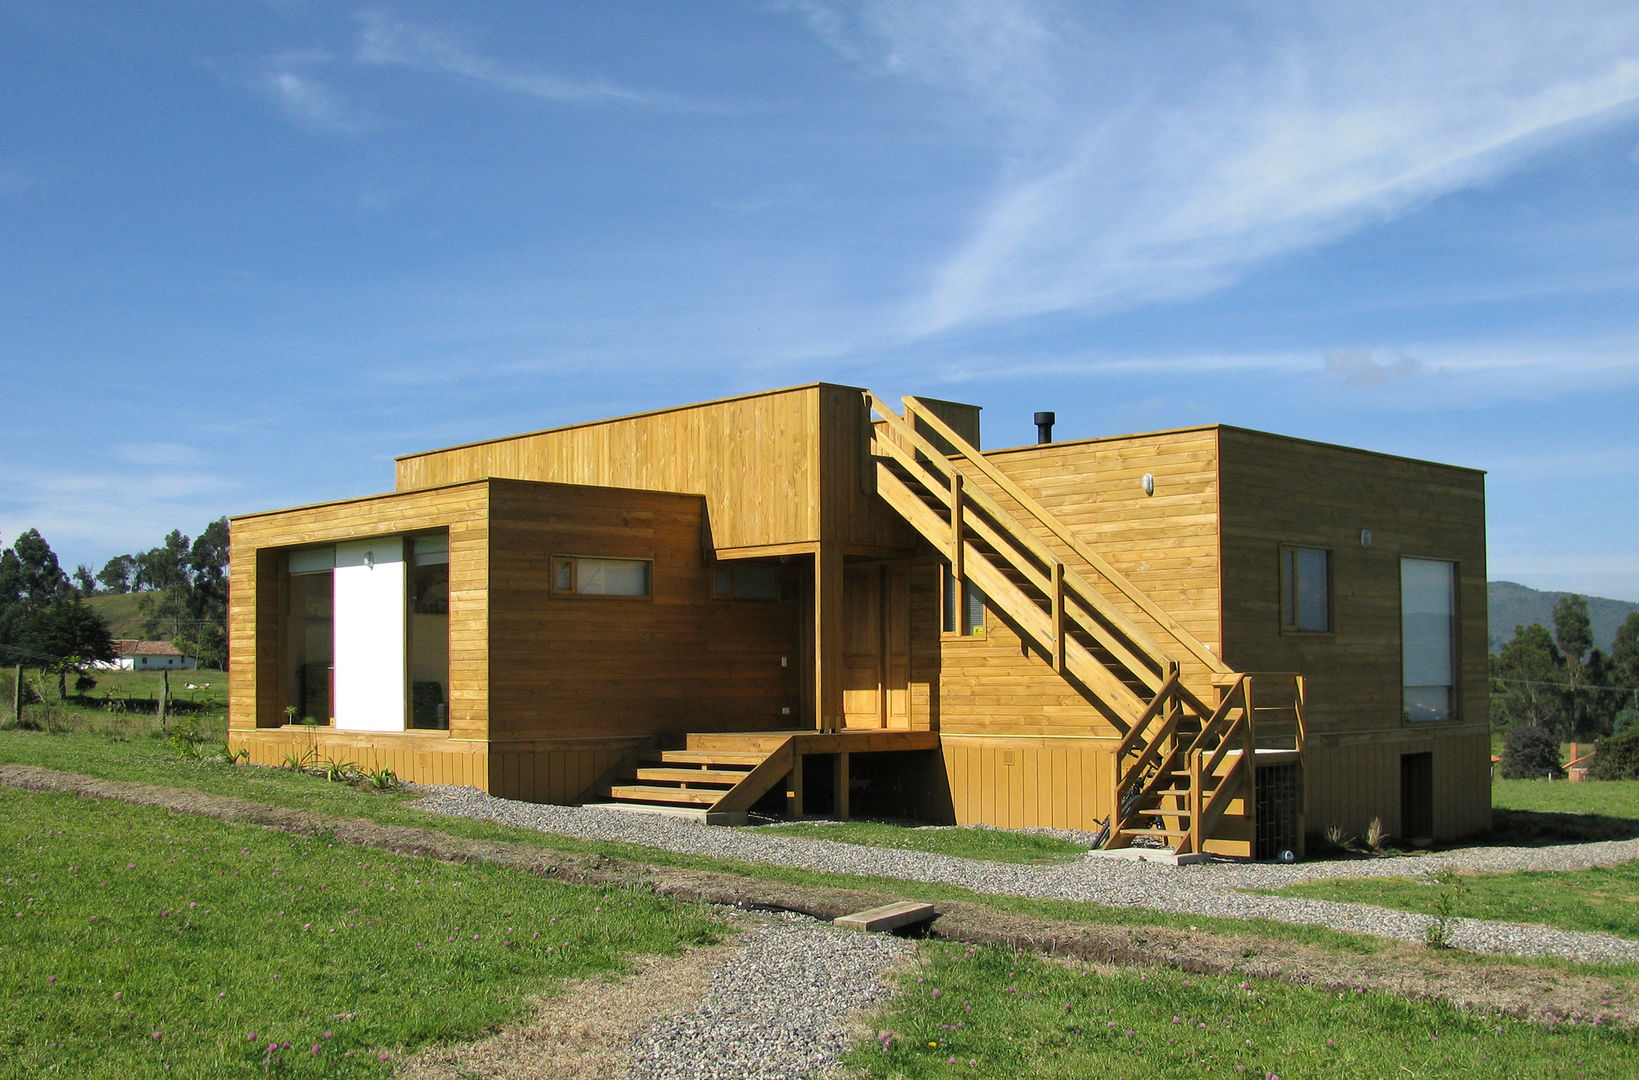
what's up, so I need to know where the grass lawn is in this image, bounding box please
[847,942,1638,1079]
[754,820,1089,864]
[1493,778,1639,822]
[1254,863,1639,940]
[0,786,721,1079]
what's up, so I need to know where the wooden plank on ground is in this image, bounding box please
[834,900,937,933]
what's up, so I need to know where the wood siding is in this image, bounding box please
[485,480,802,741]
[936,735,1114,832]
[1216,427,1489,840]
[228,481,493,740]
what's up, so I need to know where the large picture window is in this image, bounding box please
[1280,545,1331,633]
[1402,557,1457,722]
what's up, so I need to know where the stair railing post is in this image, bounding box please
[1241,675,1257,855]
[1188,748,1203,855]
[1050,560,1065,674]
[949,472,964,579]
[1107,751,1123,847]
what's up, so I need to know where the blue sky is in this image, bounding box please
[3,1,1637,600]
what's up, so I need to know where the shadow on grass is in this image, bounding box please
[1488,807,1639,845]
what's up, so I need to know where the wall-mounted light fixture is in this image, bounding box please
[1360,529,1372,549]
[364,550,375,569]
[1141,473,1155,496]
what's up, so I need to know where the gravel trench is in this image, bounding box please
[413,787,1639,1080]
[415,785,1639,966]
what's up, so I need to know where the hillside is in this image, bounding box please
[1489,581,1639,654]
[83,590,169,639]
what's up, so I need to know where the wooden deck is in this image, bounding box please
[592,728,940,824]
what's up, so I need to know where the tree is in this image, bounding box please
[1613,611,1639,712]
[19,596,116,699]
[184,518,229,668]
[134,530,190,593]
[97,554,135,594]
[72,563,96,596]
[0,529,72,652]
[1490,623,1564,734]
[1552,594,1601,737]
[1499,723,1564,779]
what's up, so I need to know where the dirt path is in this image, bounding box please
[2,763,1633,1030]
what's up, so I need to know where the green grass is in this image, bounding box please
[754,820,1089,864]
[845,942,1638,1079]
[3,730,1637,978]
[1493,778,1639,820]
[1254,864,1639,940]
[0,786,720,1080]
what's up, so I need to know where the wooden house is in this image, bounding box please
[228,384,1489,856]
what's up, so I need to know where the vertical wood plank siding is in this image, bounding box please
[1216,427,1489,840]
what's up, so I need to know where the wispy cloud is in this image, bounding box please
[791,2,1639,339]
[1324,350,1422,387]
[260,53,368,134]
[354,10,698,111]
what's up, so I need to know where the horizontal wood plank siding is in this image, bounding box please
[485,480,802,742]
[228,728,487,790]
[228,482,493,740]
[1216,427,1489,840]
[396,386,828,553]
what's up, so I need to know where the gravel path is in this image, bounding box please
[625,914,911,1080]
[414,786,1639,965]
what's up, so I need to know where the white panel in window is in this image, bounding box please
[333,539,406,732]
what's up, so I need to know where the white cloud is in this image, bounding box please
[262,58,367,134]
[792,2,1639,339]
[354,11,695,111]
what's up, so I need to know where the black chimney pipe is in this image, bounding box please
[1034,411,1056,444]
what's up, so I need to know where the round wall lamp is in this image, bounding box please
[1141,473,1155,496]
[1360,529,1372,549]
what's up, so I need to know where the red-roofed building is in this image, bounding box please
[102,639,198,672]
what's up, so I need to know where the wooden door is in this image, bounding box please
[842,564,911,729]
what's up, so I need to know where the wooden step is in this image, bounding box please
[647,749,766,766]
[1135,807,1192,819]
[606,784,721,806]
[684,731,802,753]
[631,767,746,786]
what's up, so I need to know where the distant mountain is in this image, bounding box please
[1489,581,1639,654]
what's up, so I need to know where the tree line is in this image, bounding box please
[1491,593,1639,778]
[0,520,229,695]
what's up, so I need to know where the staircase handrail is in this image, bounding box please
[869,425,1166,696]
[866,392,1174,687]
[900,395,1231,677]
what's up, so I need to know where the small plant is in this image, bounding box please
[226,745,250,764]
[1364,816,1387,853]
[282,746,318,771]
[169,716,208,761]
[363,764,399,790]
[318,755,358,782]
[283,705,298,725]
[1422,869,1467,949]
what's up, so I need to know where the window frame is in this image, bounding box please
[550,553,654,599]
[1278,544,1333,634]
[1400,555,1459,724]
[711,562,782,602]
[941,566,987,638]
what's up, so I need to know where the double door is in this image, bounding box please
[841,562,910,729]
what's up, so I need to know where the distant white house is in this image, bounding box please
[100,640,199,672]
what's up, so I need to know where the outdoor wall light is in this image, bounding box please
[1141,473,1155,496]
[1360,529,1373,548]
[365,550,375,569]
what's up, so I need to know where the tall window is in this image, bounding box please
[1280,546,1331,633]
[285,546,334,724]
[409,533,450,730]
[942,567,986,637]
[1402,557,1457,722]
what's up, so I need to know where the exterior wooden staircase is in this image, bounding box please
[589,731,798,824]
[865,392,1305,856]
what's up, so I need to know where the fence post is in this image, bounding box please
[159,669,170,735]
[11,665,21,728]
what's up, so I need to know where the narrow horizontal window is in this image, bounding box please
[552,555,651,597]
[713,563,781,601]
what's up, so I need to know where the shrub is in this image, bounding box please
[1590,728,1639,780]
[1500,724,1564,779]
[1614,707,1639,736]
